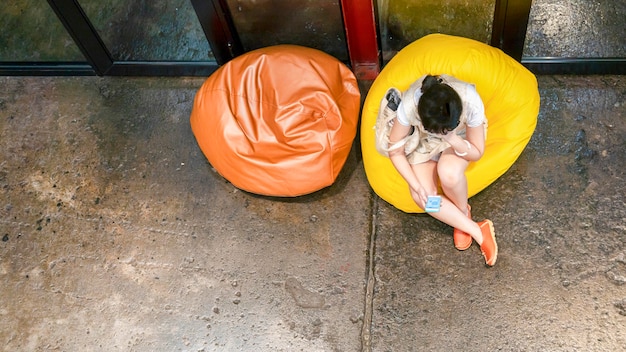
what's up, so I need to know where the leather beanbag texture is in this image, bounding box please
[361,34,540,213]
[191,45,361,196]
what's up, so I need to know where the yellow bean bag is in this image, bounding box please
[361,34,540,213]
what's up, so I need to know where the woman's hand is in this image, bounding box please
[409,184,429,207]
[440,131,472,158]
[439,127,485,161]
[440,130,461,144]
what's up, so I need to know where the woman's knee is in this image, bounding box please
[437,164,466,187]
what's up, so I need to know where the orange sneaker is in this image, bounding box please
[453,205,472,250]
[478,219,497,266]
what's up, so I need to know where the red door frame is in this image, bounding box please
[340,0,380,80]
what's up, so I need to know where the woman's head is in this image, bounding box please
[417,75,462,134]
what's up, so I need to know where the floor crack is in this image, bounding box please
[361,195,378,351]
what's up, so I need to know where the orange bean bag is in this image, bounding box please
[361,34,540,213]
[191,45,361,196]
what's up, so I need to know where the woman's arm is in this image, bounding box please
[387,121,429,205]
[441,124,485,162]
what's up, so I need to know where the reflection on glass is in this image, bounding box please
[378,0,495,61]
[0,1,84,61]
[79,0,213,61]
[224,0,348,61]
[524,0,626,58]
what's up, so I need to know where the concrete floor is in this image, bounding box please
[0,75,624,351]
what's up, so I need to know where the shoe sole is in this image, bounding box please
[480,220,497,266]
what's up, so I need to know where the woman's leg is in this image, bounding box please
[411,155,484,245]
[408,160,438,203]
[410,158,497,265]
[438,150,474,251]
[437,150,470,215]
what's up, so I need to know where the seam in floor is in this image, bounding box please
[360,194,379,351]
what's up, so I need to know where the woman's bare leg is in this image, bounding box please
[410,156,485,245]
[437,150,470,215]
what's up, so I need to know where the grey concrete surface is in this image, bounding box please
[1,75,624,351]
[0,77,370,351]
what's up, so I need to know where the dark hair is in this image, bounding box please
[417,75,462,134]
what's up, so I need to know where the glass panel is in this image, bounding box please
[224,0,348,62]
[79,0,213,61]
[0,1,84,61]
[378,0,496,61]
[524,0,626,58]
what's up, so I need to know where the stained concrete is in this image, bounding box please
[1,75,625,351]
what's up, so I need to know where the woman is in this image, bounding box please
[378,74,497,266]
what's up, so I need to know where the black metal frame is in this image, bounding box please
[492,0,532,61]
[0,0,623,76]
[46,0,113,75]
[0,62,95,76]
[190,0,243,65]
[522,58,626,75]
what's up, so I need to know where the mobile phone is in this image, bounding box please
[425,195,441,213]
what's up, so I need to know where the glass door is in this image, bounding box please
[377,0,497,61]
[223,0,349,62]
[1,0,88,74]
[78,0,213,62]
[1,0,226,76]
[522,0,626,74]
[1,0,623,76]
